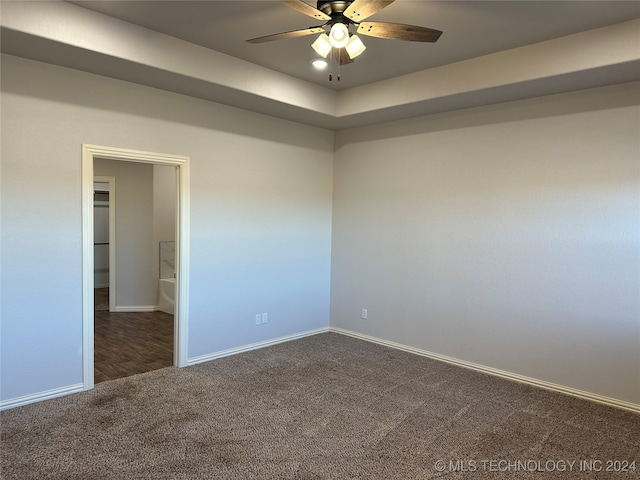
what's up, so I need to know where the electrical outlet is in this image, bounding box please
[262,312,268,324]
[361,308,368,320]
[255,314,262,325]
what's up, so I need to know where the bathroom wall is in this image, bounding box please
[94,158,156,309]
[92,162,176,308]
[152,164,177,285]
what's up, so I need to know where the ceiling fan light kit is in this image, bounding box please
[248,0,443,80]
[312,27,366,60]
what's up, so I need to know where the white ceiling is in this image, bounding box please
[69,0,640,90]
[1,1,639,129]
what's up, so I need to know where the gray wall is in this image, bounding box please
[1,52,638,408]
[153,164,177,286]
[331,82,640,404]
[0,54,334,401]
[94,158,155,309]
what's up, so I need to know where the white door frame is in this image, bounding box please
[93,176,116,312]
[82,144,190,390]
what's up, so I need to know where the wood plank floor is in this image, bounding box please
[94,290,174,383]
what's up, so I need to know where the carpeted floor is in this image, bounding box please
[1,333,638,479]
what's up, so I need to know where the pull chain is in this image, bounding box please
[328,49,342,82]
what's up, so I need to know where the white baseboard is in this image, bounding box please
[113,305,159,313]
[187,327,330,366]
[6,328,636,414]
[0,384,84,411]
[329,327,640,414]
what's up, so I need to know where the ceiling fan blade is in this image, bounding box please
[247,27,325,44]
[344,0,395,22]
[280,0,331,21]
[357,22,443,42]
[334,48,354,66]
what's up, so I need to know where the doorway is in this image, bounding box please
[82,144,190,390]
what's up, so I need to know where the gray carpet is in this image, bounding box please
[2,333,638,479]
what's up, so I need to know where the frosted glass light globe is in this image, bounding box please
[329,23,349,48]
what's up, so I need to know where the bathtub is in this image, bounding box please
[158,277,175,315]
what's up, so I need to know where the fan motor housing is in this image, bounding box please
[317,1,353,16]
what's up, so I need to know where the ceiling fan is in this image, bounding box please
[247,0,443,69]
